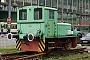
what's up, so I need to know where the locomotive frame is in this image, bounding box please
[7,6,78,52]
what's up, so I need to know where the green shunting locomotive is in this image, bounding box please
[7,6,79,52]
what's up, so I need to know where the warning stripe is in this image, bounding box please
[38,40,45,52]
[16,39,21,50]
[41,40,45,48]
[38,43,43,52]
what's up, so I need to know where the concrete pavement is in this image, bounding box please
[0,37,15,48]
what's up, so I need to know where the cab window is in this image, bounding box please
[19,9,27,20]
[49,10,54,19]
[34,8,42,20]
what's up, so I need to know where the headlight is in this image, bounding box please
[28,33,34,41]
[7,33,12,40]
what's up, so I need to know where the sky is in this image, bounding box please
[1,0,4,2]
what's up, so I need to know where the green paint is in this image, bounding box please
[57,23,71,36]
[17,6,77,39]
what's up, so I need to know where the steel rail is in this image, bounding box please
[0,47,87,60]
[1,52,46,60]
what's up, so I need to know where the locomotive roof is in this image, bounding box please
[57,23,71,25]
[19,6,57,10]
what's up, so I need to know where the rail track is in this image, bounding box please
[47,47,87,56]
[0,52,46,60]
[0,47,87,60]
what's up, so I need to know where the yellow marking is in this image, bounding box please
[17,42,21,49]
[17,42,21,47]
[48,26,50,29]
[39,42,44,51]
[18,45,21,50]
[38,40,45,52]
[18,47,20,50]
[16,39,18,43]
[16,39,19,48]
[38,46,42,52]
[54,25,56,27]
[19,45,21,50]
[16,38,19,42]
[54,33,56,36]
[43,40,45,44]
[16,39,18,41]
[48,30,50,33]
[47,21,50,25]
[48,33,50,36]
[16,40,20,45]
[16,38,18,40]
[16,39,21,50]
[40,40,45,48]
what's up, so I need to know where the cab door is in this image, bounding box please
[45,10,55,37]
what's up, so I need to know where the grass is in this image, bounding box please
[44,52,90,60]
[0,45,24,54]
[0,45,90,60]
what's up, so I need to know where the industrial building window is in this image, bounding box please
[19,9,27,20]
[58,0,62,8]
[46,0,51,7]
[39,0,45,6]
[52,0,57,7]
[49,10,54,19]
[34,8,42,20]
[32,0,37,5]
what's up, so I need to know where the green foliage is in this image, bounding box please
[0,45,24,54]
[44,52,90,60]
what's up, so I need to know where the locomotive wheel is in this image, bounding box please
[64,39,72,50]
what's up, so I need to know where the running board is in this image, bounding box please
[48,42,68,44]
[48,47,62,49]
[48,42,55,44]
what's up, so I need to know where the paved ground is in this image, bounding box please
[0,37,16,48]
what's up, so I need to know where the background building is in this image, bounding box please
[0,0,90,31]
